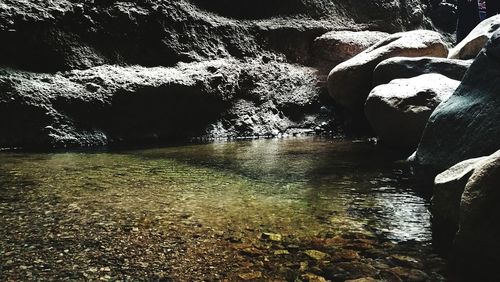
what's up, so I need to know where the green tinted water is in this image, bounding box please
[0,138,438,280]
[0,138,429,242]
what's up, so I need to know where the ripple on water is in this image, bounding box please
[0,138,430,242]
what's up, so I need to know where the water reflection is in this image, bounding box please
[0,138,430,242]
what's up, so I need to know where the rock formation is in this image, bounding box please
[413,29,500,175]
[0,0,435,149]
[365,73,459,148]
[327,30,448,112]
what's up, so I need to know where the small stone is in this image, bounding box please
[389,255,423,268]
[345,278,379,282]
[238,271,262,280]
[100,267,111,272]
[330,249,360,262]
[274,249,290,255]
[387,267,428,282]
[304,250,328,261]
[301,273,328,282]
[240,247,263,257]
[261,232,282,242]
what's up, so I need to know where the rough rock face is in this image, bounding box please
[373,56,471,86]
[0,59,329,148]
[364,74,459,148]
[0,0,432,73]
[0,0,437,148]
[312,30,389,74]
[413,29,500,175]
[448,14,500,59]
[453,149,500,278]
[327,30,448,112]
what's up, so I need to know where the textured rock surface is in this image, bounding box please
[312,30,389,74]
[453,149,500,278]
[414,30,500,175]
[0,59,330,148]
[327,30,448,112]
[0,0,432,73]
[448,14,500,59]
[0,0,440,148]
[373,56,471,86]
[364,73,459,148]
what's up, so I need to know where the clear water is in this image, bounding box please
[0,137,443,280]
[0,137,430,242]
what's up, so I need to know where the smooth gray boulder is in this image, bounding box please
[365,73,459,148]
[448,15,500,60]
[373,56,472,86]
[327,30,448,111]
[413,30,500,175]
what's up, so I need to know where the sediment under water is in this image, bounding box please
[0,138,447,281]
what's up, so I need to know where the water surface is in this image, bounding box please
[0,138,438,280]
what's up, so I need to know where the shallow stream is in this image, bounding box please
[0,138,446,281]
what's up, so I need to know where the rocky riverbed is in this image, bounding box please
[0,138,448,281]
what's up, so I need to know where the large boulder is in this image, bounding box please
[413,30,500,175]
[431,156,487,237]
[453,149,500,278]
[373,56,472,86]
[312,30,389,72]
[448,14,500,60]
[364,73,459,148]
[327,30,448,111]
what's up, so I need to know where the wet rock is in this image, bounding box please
[453,149,500,278]
[323,262,378,281]
[261,232,282,242]
[301,273,328,282]
[345,278,379,282]
[413,30,500,176]
[329,249,360,262]
[312,30,389,72]
[448,15,500,60]
[373,57,471,86]
[365,74,459,148]
[389,255,423,269]
[304,250,328,261]
[386,267,428,282]
[273,250,290,255]
[238,271,262,280]
[432,156,487,236]
[327,30,448,112]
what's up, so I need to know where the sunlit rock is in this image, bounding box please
[312,30,389,72]
[327,30,448,112]
[432,156,487,236]
[0,59,325,148]
[373,56,471,86]
[365,74,459,148]
[448,15,500,60]
[454,149,500,278]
